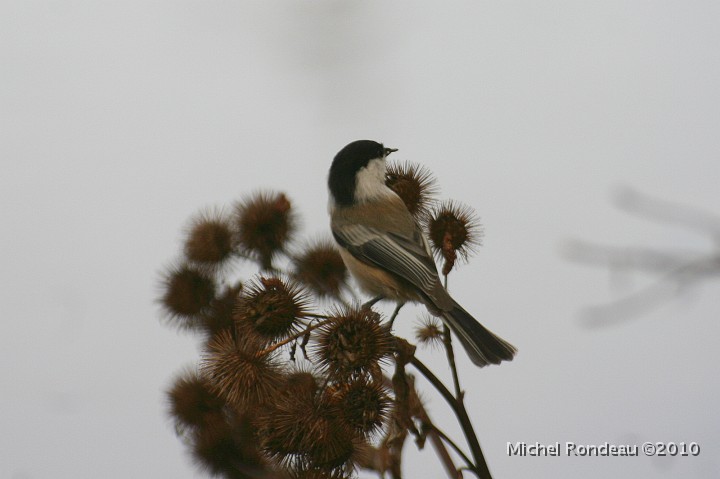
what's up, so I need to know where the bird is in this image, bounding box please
[327,139,516,367]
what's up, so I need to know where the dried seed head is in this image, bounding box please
[329,378,391,438]
[200,282,242,336]
[313,307,394,380]
[414,315,444,349]
[192,413,265,477]
[385,161,438,219]
[292,239,348,299]
[160,263,216,328]
[184,210,235,270]
[234,191,296,270]
[235,276,310,341]
[257,381,357,471]
[425,200,482,275]
[167,369,225,431]
[305,422,356,469]
[256,386,316,461]
[201,330,284,410]
[283,371,319,399]
[288,468,352,479]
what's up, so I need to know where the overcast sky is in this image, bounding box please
[1,1,719,478]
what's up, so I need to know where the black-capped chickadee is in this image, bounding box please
[328,139,516,367]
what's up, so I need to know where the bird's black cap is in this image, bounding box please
[328,140,396,206]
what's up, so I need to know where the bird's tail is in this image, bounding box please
[440,303,516,367]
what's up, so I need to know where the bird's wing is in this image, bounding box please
[332,223,439,293]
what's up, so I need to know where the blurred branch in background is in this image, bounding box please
[563,187,720,327]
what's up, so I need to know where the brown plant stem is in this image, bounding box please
[385,374,461,479]
[427,430,462,479]
[442,275,462,399]
[430,424,474,474]
[442,325,462,400]
[409,357,492,479]
[254,318,331,357]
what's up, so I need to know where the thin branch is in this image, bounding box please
[430,424,475,473]
[562,240,702,273]
[567,188,720,325]
[443,324,462,399]
[255,319,331,356]
[410,357,492,479]
[579,254,720,327]
[403,377,462,479]
[427,430,462,479]
[442,275,462,399]
[614,187,720,239]
[303,312,331,319]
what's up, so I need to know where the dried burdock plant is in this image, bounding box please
[255,378,318,462]
[160,262,216,329]
[160,167,507,479]
[425,200,483,275]
[256,374,359,473]
[415,314,444,349]
[385,161,438,219]
[192,412,265,479]
[235,276,310,342]
[201,330,284,410]
[167,369,226,432]
[327,377,391,439]
[292,239,348,299]
[234,191,296,270]
[313,306,394,381]
[184,209,236,271]
[288,468,353,479]
[200,282,243,336]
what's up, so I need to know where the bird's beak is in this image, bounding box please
[384,147,398,157]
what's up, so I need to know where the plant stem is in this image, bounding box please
[384,374,460,479]
[443,324,462,399]
[255,319,331,357]
[410,357,492,479]
[442,275,462,398]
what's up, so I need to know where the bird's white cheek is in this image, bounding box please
[354,159,395,203]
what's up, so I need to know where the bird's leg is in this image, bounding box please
[388,302,405,329]
[362,296,383,310]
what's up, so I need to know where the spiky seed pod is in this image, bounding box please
[184,210,235,270]
[167,369,225,431]
[328,378,391,438]
[256,380,357,471]
[313,307,394,380]
[425,200,482,275]
[292,239,348,299]
[235,276,310,341]
[200,282,242,336]
[192,414,266,479]
[201,330,284,410]
[234,191,296,270]
[283,371,319,398]
[307,422,356,470]
[160,263,216,328]
[414,315,444,349]
[385,161,438,219]
[256,384,316,461]
[289,467,353,479]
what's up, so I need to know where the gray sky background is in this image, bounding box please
[1,1,719,478]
